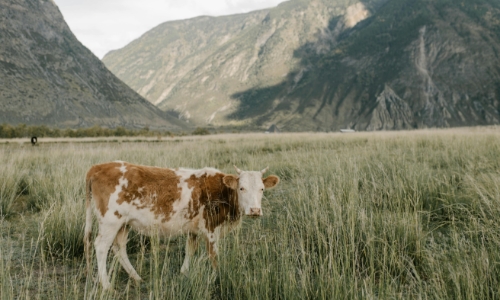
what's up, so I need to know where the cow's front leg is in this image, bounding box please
[181,233,199,275]
[205,229,220,269]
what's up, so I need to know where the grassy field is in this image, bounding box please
[1,128,500,299]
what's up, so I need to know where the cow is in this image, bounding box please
[84,161,280,290]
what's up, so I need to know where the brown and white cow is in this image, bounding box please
[84,161,279,289]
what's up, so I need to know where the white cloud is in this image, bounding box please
[54,0,287,58]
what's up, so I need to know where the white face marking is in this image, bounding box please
[237,171,265,216]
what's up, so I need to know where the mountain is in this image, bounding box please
[242,0,500,131]
[103,0,500,131]
[102,0,372,127]
[0,0,187,130]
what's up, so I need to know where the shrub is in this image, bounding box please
[192,127,210,135]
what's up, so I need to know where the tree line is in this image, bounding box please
[0,123,174,138]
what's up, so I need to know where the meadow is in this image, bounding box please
[1,128,500,299]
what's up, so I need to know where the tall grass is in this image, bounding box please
[0,129,500,299]
[0,148,30,216]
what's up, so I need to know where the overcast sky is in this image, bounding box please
[53,0,287,59]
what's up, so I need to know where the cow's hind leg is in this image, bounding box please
[181,233,199,275]
[95,221,123,290]
[112,226,142,281]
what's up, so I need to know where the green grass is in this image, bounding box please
[1,128,500,299]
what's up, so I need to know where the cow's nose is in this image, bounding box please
[249,208,261,216]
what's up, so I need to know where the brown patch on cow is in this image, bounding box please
[86,162,182,221]
[114,211,122,218]
[116,164,182,222]
[185,173,240,232]
[86,162,124,216]
[185,174,201,219]
[263,175,280,189]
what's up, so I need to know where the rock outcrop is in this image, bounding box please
[367,85,413,131]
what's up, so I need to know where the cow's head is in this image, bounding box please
[222,166,279,217]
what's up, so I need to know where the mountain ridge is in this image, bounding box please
[103,0,500,131]
[0,0,188,130]
[103,0,363,126]
[246,0,500,131]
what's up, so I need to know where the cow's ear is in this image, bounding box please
[263,175,279,189]
[223,175,239,190]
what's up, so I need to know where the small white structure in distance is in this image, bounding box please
[340,129,356,133]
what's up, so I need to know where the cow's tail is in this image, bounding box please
[84,177,93,276]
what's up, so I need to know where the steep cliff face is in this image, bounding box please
[104,0,500,131]
[0,0,187,130]
[231,0,500,131]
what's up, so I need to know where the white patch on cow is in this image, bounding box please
[175,167,220,179]
[119,177,128,189]
[112,162,128,202]
[210,228,220,243]
[102,165,129,217]
[200,168,219,177]
[131,198,142,207]
[119,164,127,174]
[138,187,144,193]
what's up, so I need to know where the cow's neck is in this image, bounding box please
[201,173,241,231]
[226,187,241,221]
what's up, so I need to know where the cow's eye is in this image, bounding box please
[240,187,245,191]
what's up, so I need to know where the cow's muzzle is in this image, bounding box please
[246,208,262,217]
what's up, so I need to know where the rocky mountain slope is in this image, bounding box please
[0,0,187,130]
[240,0,500,131]
[103,0,500,131]
[102,0,375,127]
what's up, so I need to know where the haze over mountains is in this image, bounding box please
[103,0,500,131]
[0,0,187,130]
